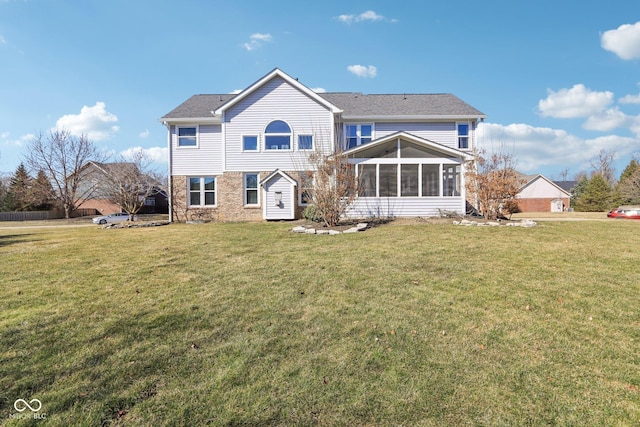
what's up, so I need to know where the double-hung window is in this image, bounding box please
[178,126,198,147]
[457,123,469,149]
[189,177,215,206]
[265,120,291,150]
[345,124,373,148]
[244,173,259,205]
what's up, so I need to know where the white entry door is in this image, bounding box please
[551,199,563,212]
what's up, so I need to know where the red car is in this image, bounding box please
[607,207,640,219]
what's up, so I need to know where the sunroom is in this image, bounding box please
[344,131,473,218]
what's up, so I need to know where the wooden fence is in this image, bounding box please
[0,208,97,222]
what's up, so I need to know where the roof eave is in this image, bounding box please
[159,117,221,125]
[341,114,486,121]
[343,131,474,160]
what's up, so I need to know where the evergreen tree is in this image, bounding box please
[4,164,33,211]
[615,160,640,205]
[574,174,613,212]
[32,170,56,210]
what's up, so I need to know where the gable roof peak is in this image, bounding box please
[213,68,342,115]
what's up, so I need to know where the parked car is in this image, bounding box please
[607,207,640,219]
[92,212,137,224]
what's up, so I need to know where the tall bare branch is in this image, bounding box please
[24,129,107,218]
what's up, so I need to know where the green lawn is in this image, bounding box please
[1,219,639,426]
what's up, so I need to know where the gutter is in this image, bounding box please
[163,121,173,223]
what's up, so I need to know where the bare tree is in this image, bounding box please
[301,149,358,227]
[101,149,165,220]
[465,147,525,220]
[590,149,616,187]
[24,130,107,218]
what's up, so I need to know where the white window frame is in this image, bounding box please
[177,125,199,148]
[299,174,313,205]
[457,122,470,150]
[345,123,374,149]
[188,176,216,207]
[244,173,260,206]
[297,134,314,151]
[264,120,293,151]
[242,135,259,152]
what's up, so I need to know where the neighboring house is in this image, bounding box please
[77,162,168,215]
[516,173,571,212]
[160,68,485,222]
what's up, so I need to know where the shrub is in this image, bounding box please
[302,204,323,222]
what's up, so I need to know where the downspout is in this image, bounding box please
[164,121,173,222]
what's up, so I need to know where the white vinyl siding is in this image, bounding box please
[223,76,334,172]
[171,125,223,176]
[346,197,464,218]
[262,174,296,220]
[374,123,458,148]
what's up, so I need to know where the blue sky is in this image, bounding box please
[1,0,640,180]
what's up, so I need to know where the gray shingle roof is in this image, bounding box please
[319,93,484,117]
[161,94,237,119]
[161,92,484,120]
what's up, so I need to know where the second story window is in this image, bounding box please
[243,135,258,151]
[178,126,198,147]
[457,123,469,149]
[265,120,291,150]
[346,124,373,149]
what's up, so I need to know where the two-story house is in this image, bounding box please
[160,68,485,222]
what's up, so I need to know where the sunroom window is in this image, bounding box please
[443,165,461,196]
[265,120,291,150]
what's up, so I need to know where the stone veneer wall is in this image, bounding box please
[172,172,305,222]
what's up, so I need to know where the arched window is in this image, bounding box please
[265,120,291,150]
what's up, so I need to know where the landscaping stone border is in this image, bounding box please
[291,223,369,235]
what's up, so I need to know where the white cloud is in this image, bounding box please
[619,93,640,104]
[347,64,377,78]
[477,122,637,173]
[139,129,150,139]
[601,21,640,60]
[0,35,6,44]
[230,89,243,94]
[311,87,326,93]
[538,84,613,119]
[55,102,119,141]
[1,133,34,147]
[243,33,272,51]
[336,10,396,24]
[119,146,168,163]
[583,107,631,131]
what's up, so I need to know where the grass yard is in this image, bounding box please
[1,219,639,426]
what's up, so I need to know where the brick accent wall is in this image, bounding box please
[172,172,304,222]
[517,197,570,212]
